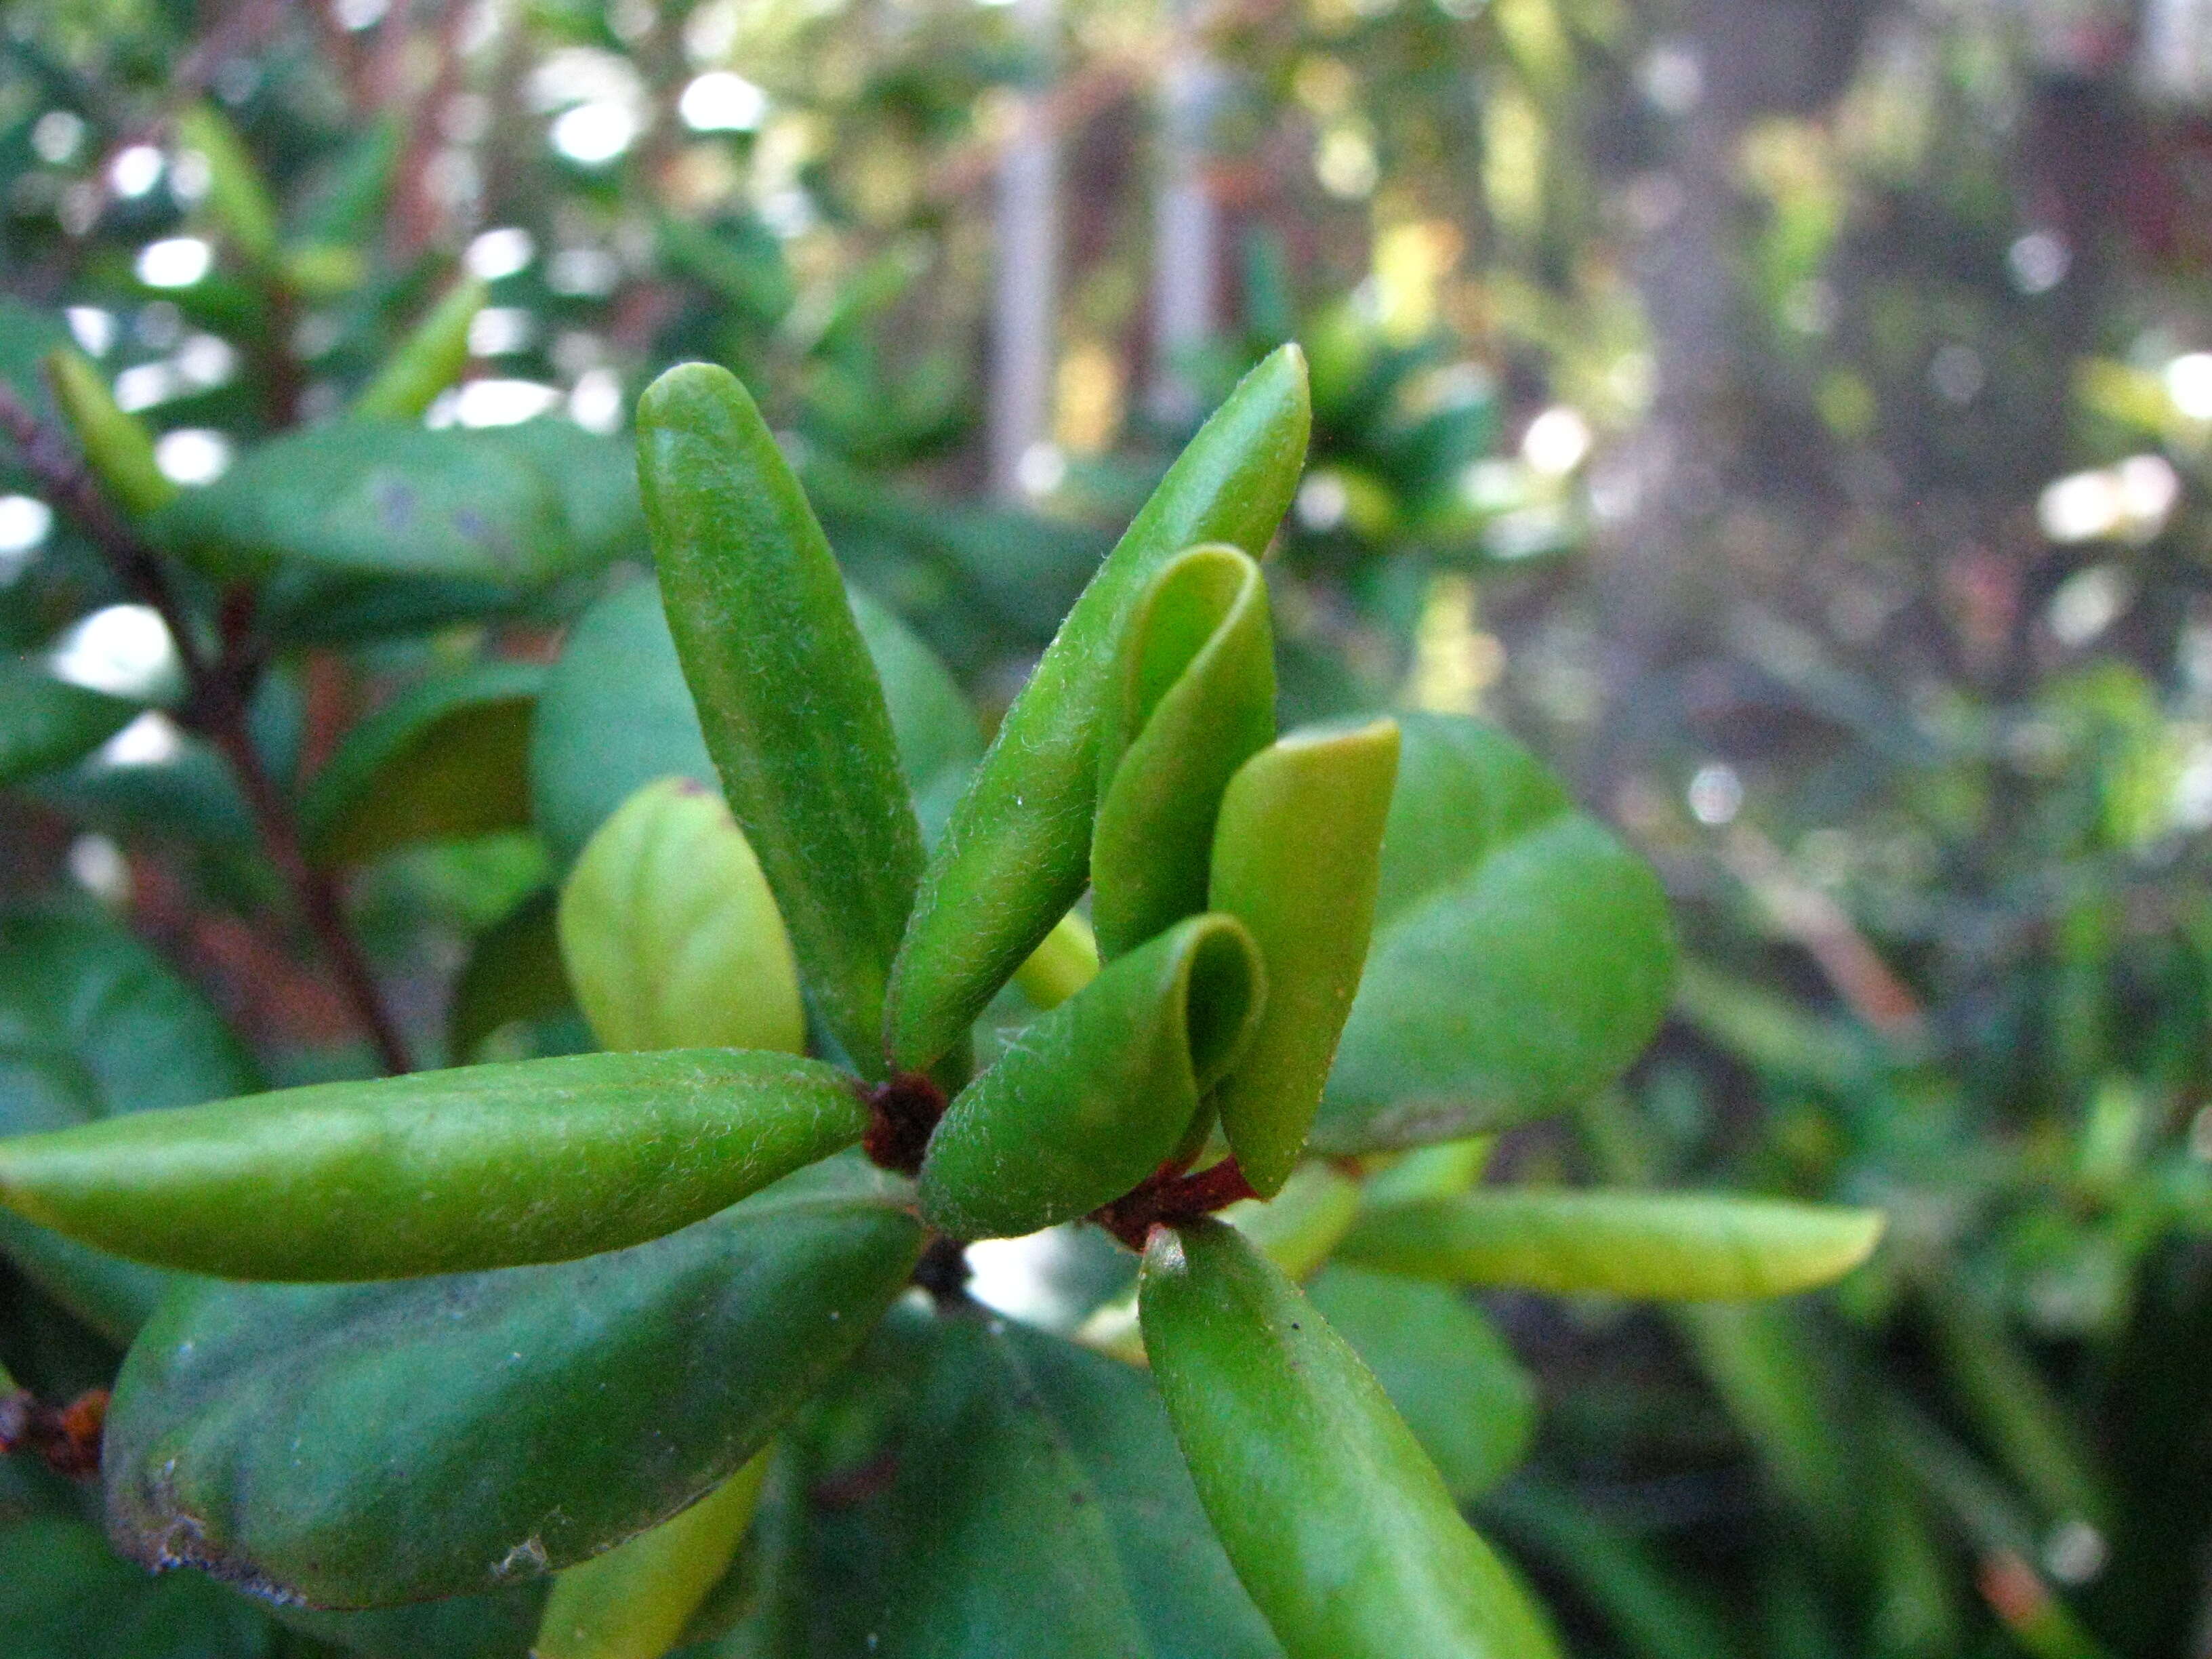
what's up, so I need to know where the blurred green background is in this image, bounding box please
[4,0,2212,1654]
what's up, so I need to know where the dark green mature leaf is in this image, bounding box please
[0,1049,869,1280]
[104,1160,924,1608]
[1139,1218,1559,1659]
[846,586,982,842]
[1315,714,1675,1151]
[531,579,977,871]
[448,892,573,1063]
[299,662,543,866]
[918,914,1265,1240]
[640,363,922,1083]
[1336,1190,1885,1300]
[150,424,614,581]
[0,657,138,786]
[802,1309,1283,1659]
[531,580,716,867]
[1303,1265,1535,1503]
[0,1513,272,1659]
[1090,546,1276,960]
[255,570,529,651]
[0,911,255,1344]
[886,346,1311,1073]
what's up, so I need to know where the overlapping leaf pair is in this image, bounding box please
[0,347,1882,1659]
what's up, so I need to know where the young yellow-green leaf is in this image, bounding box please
[1012,909,1101,1010]
[299,661,542,866]
[919,914,1266,1240]
[1208,720,1398,1196]
[43,348,175,516]
[352,276,489,421]
[639,363,920,1080]
[1316,714,1675,1152]
[887,347,1310,1072]
[1139,1218,1560,1659]
[0,1049,867,1280]
[1090,546,1276,960]
[1337,1189,1885,1300]
[558,777,804,1057]
[535,1448,771,1659]
[174,102,279,267]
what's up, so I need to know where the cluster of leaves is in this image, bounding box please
[0,283,1902,1658]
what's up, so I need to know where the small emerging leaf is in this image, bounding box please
[1091,545,1276,959]
[0,1049,869,1279]
[175,102,279,266]
[1012,910,1101,1011]
[919,914,1266,1240]
[45,348,175,516]
[353,276,489,421]
[534,1448,771,1659]
[1208,720,1398,1195]
[887,346,1310,1073]
[1139,1218,1559,1659]
[558,777,804,1057]
[639,363,920,1080]
[1338,1189,1885,1300]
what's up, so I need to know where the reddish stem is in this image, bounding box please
[0,1387,108,1479]
[1094,1156,1258,1250]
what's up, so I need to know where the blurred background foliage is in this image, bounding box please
[4,0,2212,1654]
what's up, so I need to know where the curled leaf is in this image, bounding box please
[1091,545,1276,960]
[1208,720,1398,1195]
[887,346,1310,1073]
[918,914,1266,1240]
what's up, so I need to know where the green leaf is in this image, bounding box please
[0,910,257,1342]
[802,1307,1284,1659]
[918,914,1265,1239]
[45,348,176,517]
[536,1450,771,1659]
[1303,1265,1535,1502]
[352,278,488,422]
[103,1160,922,1608]
[0,1513,274,1659]
[449,890,573,1063]
[638,363,922,1079]
[1315,714,1675,1151]
[0,657,138,786]
[1091,546,1276,960]
[530,579,966,870]
[0,1049,869,1280]
[175,103,279,266]
[1138,1218,1560,1659]
[887,346,1311,1073]
[1336,1189,1885,1300]
[299,662,543,866]
[1208,720,1398,1195]
[846,586,983,842]
[150,424,593,581]
[558,777,804,1057]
